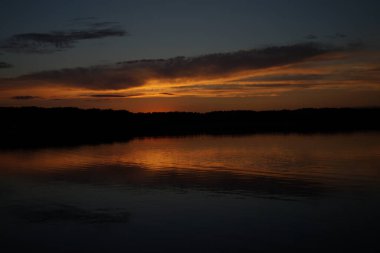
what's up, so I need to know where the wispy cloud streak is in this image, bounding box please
[0,62,12,69]
[0,21,127,54]
[11,96,40,100]
[0,43,335,90]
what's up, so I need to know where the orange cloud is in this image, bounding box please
[0,43,333,91]
[1,43,380,111]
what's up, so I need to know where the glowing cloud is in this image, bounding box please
[0,43,333,90]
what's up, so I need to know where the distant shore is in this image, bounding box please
[0,107,379,148]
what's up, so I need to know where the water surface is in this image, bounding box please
[1,133,380,252]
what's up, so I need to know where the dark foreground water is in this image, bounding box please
[1,133,380,252]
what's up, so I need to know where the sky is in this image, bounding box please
[0,0,379,112]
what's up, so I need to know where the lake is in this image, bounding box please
[1,133,380,252]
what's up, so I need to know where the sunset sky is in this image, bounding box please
[1,0,379,112]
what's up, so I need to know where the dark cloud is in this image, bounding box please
[86,93,143,98]
[305,34,318,40]
[240,74,326,82]
[0,43,336,90]
[327,33,347,39]
[0,62,13,69]
[90,94,127,98]
[173,83,315,92]
[161,92,175,96]
[346,41,365,50]
[0,22,127,54]
[11,96,40,100]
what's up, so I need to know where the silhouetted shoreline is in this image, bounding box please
[0,107,379,148]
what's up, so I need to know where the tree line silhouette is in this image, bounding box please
[0,107,379,148]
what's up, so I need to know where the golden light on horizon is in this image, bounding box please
[1,50,379,111]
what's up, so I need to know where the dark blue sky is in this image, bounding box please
[0,0,379,111]
[1,0,379,75]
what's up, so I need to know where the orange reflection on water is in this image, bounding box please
[1,133,380,187]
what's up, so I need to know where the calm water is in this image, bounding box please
[1,133,380,252]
